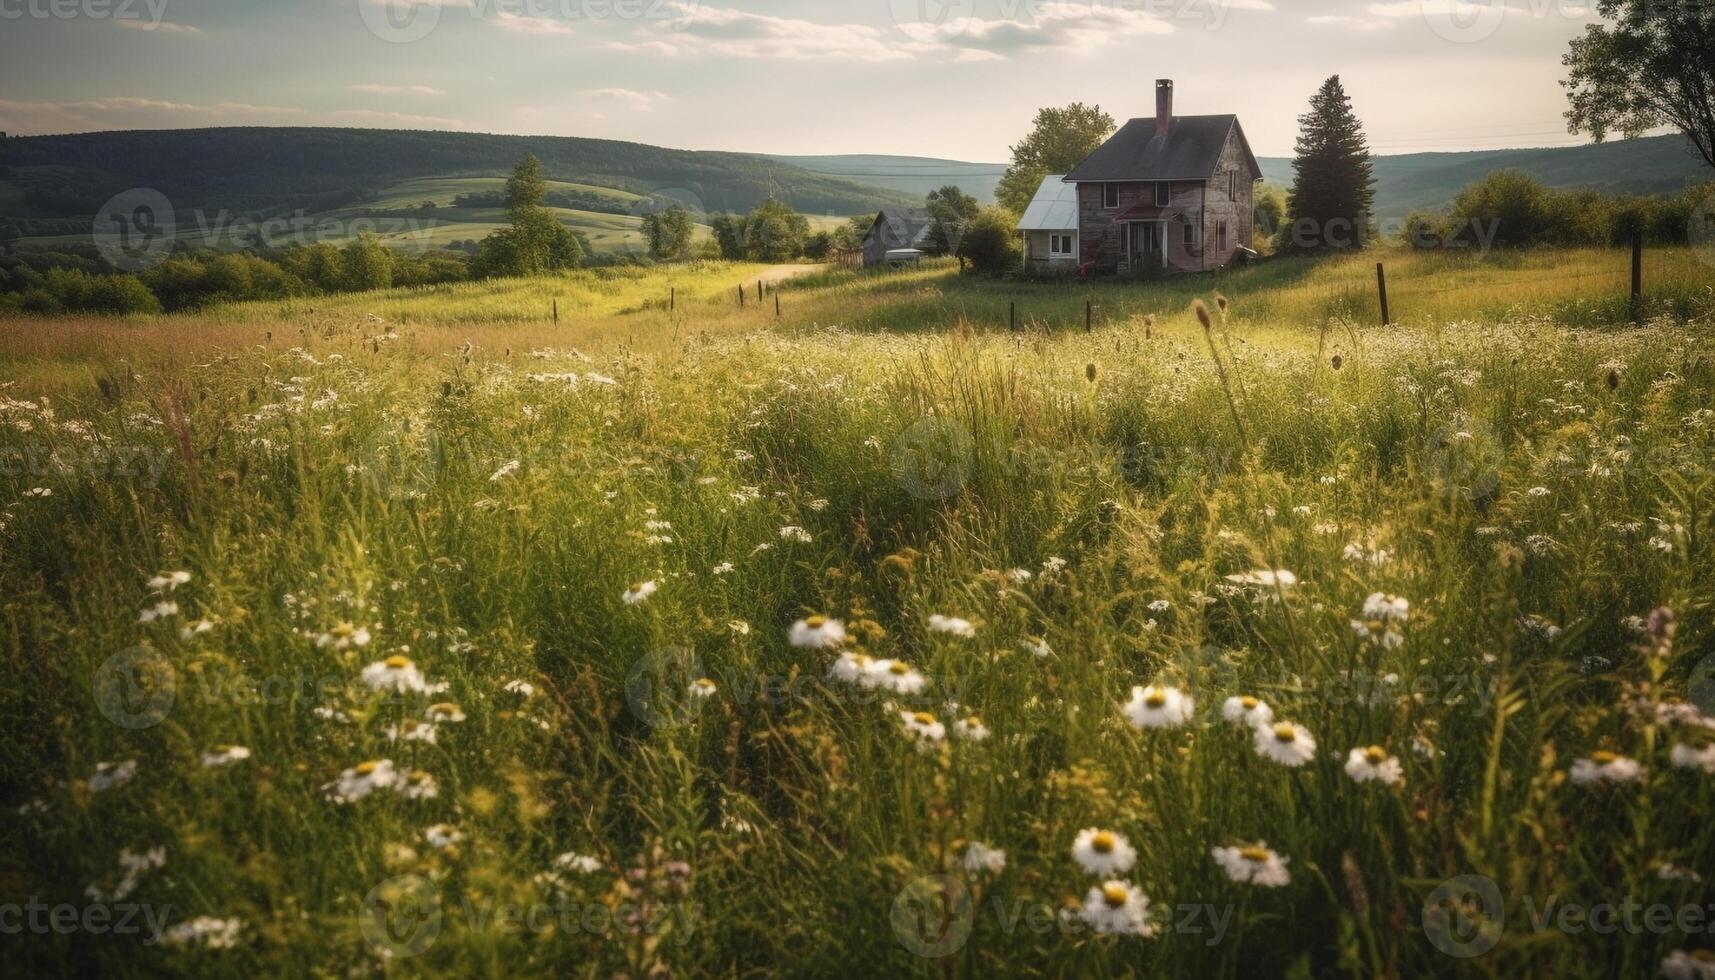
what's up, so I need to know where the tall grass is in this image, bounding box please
[0,257,1712,977]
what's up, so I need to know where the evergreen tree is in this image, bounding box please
[476,155,582,277]
[1283,77,1375,252]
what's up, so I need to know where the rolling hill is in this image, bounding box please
[765,154,1007,203]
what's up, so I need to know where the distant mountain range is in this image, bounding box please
[778,134,1710,220]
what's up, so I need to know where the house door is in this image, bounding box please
[1126,222,1166,269]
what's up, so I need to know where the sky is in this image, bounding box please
[0,0,1626,161]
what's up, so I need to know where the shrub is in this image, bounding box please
[959,206,1022,274]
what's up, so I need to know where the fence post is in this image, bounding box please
[1631,231,1643,318]
[758,280,764,302]
[1009,301,1016,332]
[1375,262,1390,326]
[775,292,781,318]
[738,285,745,308]
[552,299,558,326]
[670,287,675,312]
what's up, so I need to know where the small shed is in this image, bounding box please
[1016,174,1079,271]
[862,209,933,268]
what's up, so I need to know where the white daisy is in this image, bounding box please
[1071,828,1136,877]
[555,852,602,874]
[622,581,658,605]
[1020,636,1052,659]
[147,570,192,592]
[424,824,463,850]
[1078,881,1157,936]
[1661,950,1715,980]
[789,615,846,649]
[502,679,536,697]
[953,716,991,741]
[315,622,372,650]
[361,655,430,694]
[1211,843,1292,887]
[387,720,439,744]
[324,759,397,803]
[1123,685,1194,729]
[1344,746,1404,786]
[1670,743,1715,774]
[199,746,251,769]
[1255,721,1317,767]
[138,601,179,623]
[689,677,718,699]
[868,659,928,695]
[1221,695,1274,728]
[829,651,874,685]
[963,842,1007,876]
[927,614,976,638]
[397,769,439,800]
[901,710,946,744]
[425,702,466,723]
[1569,751,1643,786]
[88,760,138,793]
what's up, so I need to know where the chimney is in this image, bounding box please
[1155,79,1174,137]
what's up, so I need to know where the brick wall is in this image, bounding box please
[1074,127,1256,274]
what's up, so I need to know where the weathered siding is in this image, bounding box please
[1022,229,1078,270]
[1072,126,1255,275]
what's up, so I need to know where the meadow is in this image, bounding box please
[2,247,1714,978]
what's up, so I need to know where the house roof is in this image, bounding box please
[1016,174,1078,231]
[867,208,933,248]
[1063,115,1262,183]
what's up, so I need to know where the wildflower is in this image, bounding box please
[712,561,735,576]
[1071,828,1136,877]
[1221,695,1273,728]
[622,581,657,605]
[779,525,812,543]
[953,716,991,741]
[1669,743,1715,774]
[689,677,718,699]
[1042,557,1067,574]
[503,679,536,697]
[1079,881,1156,936]
[387,720,439,744]
[1255,722,1317,767]
[829,651,874,684]
[1344,746,1403,786]
[1658,864,1703,883]
[1661,950,1715,980]
[1006,568,1033,584]
[1147,599,1171,613]
[1226,569,1297,590]
[1020,636,1052,659]
[728,620,750,635]
[397,769,439,800]
[138,601,179,623]
[901,710,946,744]
[200,746,251,769]
[89,760,138,793]
[147,571,192,592]
[424,824,463,850]
[361,655,430,694]
[1123,685,1194,729]
[316,622,372,650]
[927,614,976,638]
[555,852,602,874]
[179,618,215,640]
[161,916,242,949]
[1211,844,1292,887]
[1570,751,1643,786]
[789,615,846,649]
[85,847,166,902]
[489,459,520,482]
[325,759,397,803]
[869,659,928,695]
[426,702,466,723]
[963,842,1007,876]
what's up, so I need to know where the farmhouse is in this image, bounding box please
[1056,79,1263,274]
[1016,174,1080,272]
[861,208,934,267]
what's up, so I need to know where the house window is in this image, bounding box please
[1154,182,1171,207]
[1218,220,1229,251]
[1227,171,1237,199]
[1102,183,1120,209]
[1049,234,1074,257]
[1182,221,1197,248]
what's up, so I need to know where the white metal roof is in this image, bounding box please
[1015,174,1078,231]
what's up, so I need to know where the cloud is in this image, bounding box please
[493,10,577,35]
[584,88,670,111]
[936,2,1174,60]
[0,97,464,135]
[113,19,203,35]
[350,83,448,95]
[1306,13,1390,30]
[607,3,908,61]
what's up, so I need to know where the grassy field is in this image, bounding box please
[2,248,1714,977]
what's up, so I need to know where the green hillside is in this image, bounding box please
[0,127,920,220]
[1258,134,1710,219]
[766,153,1006,202]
